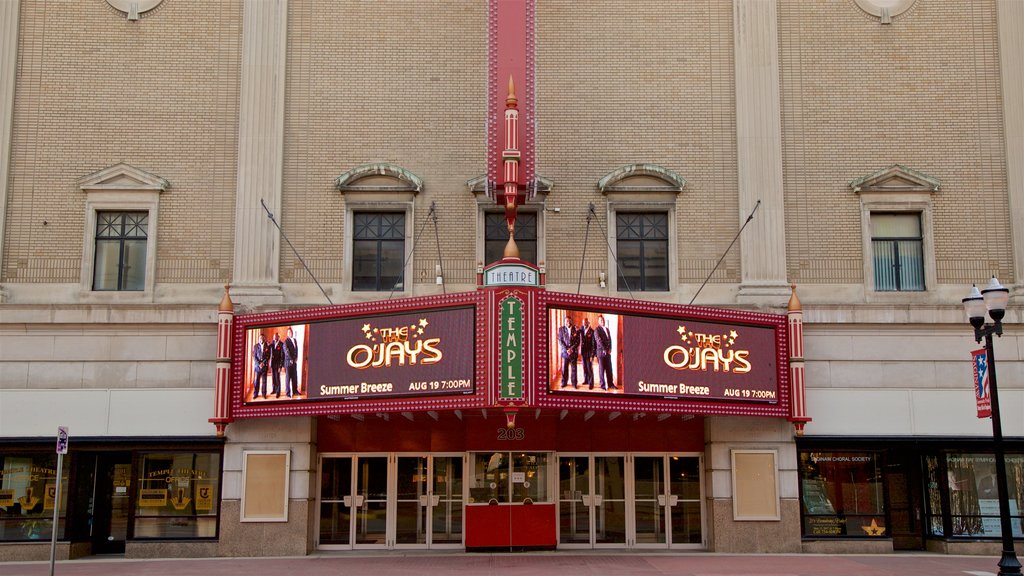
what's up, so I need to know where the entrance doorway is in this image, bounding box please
[558,454,703,549]
[558,455,627,547]
[69,452,132,555]
[318,454,464,549]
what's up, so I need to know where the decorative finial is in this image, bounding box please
[219,284,234,313]
[506,75,517,108]
[787,284,801,312]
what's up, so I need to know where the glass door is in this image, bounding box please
[558,456,591,545]
[395,456,427,546]
[632,455,666,546]
[318,456,353,547]
[429,455,464,547]
[354,455,388,547]
[667,455,703,546]
[594,456,627,546]
[558,455,626,548]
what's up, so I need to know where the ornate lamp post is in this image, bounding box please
[962,276,1020,576]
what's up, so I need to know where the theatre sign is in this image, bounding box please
[222,286,801,424]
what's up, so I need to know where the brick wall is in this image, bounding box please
[2,0,241,285]
[779,0,1012,284]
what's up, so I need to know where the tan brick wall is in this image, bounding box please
[280,0,487,286]
[537,0,739,285]
[779,0,1012,284]
[2,0,241,285]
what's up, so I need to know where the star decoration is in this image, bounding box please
[677,326,686,335]
[361,323,371,333]
[419,318,429,328]
[861,519,885,536]
[417,328,424,335]
[729,330,738,339]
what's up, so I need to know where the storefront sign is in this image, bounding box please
[0,490,13,507]
[499,297,524,399]
[195,482,214,511]
[547,307,778,403]
[805,515,845,536]
[971,349,991,418]
[485,263,538,287]
[43,484,56,510]
[244,307,475,403]
[138,488,167,507]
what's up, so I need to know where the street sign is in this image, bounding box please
[56,426,68,454]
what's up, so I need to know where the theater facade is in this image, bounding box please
[0,0,1022,561]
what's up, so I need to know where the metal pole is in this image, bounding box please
[984,331,1022,576]
[48,451,62,576]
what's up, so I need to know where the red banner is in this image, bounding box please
[971,348,991,418]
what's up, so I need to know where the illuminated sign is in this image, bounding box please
[243,307,475,403]
[548,307,778,403]
[485,263,538,287]
[499,296,524,400]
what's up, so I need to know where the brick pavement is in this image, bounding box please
[0,553,1006,576]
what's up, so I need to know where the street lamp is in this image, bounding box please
[963,276,1021,576]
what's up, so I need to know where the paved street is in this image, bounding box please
[0,553,1008,576]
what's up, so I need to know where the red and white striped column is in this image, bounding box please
[209,285,235,436]
[787,284,811,435]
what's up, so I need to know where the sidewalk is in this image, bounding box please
[0,552,1006,576]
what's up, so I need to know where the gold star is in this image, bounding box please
[362,323,371,332]
[417,328,424,335]
[729,330,738,339]
[419,318,429,328]
[365,332,373,340]
[861,519,885,536]
[677,325,686,335]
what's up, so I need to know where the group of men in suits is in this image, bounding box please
[557,315,616,390]
[252,328,301,400]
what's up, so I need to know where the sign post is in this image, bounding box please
[49,426,68,576]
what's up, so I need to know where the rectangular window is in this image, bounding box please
[485,212,537,265]
[0,453,68,541]
[93,211,148,291]
[871,213,924,291]
[799,451,884,537]
[134,452,220,538]
[352,212,405,291]
[616,212,668,291]
[943,453,1024,538]
[469,452,550,504]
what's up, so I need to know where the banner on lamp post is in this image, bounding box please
[971,349,991,419]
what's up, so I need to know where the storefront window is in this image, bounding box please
[925,455,944,536]
[945,453,1023,538]
[799,451,884,538]
[0,454,69,541]
[134,452,220,539]
[469,452,550,504]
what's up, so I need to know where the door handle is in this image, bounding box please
[419,495,429,506]
[343,495,353,507]
[668,495,678,506]
[354,495,365,507]
[593,495,603,507]
[581,495,592,507]
[657,495,666,506]
[432,495,440,506]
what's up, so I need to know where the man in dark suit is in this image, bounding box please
[269,332,284,398]
[578,317,596,389]
[557,316,580,388]
[595,315,614,390]
[284,327,300,397]
[252,332,269,399]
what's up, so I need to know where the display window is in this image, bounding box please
[799,451,885,538]
[927,453,1024,539]
[0,453,69,541]
[134,452,221,539]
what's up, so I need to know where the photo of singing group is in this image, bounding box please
[245,324,308,403]
[547,308,623,393]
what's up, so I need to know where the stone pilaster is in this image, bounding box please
[997,0,1024,298]
[232,0,288,301]
[734,0,789,303]
[0,0,20,303]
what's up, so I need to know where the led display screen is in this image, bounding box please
[547,307,778,403]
